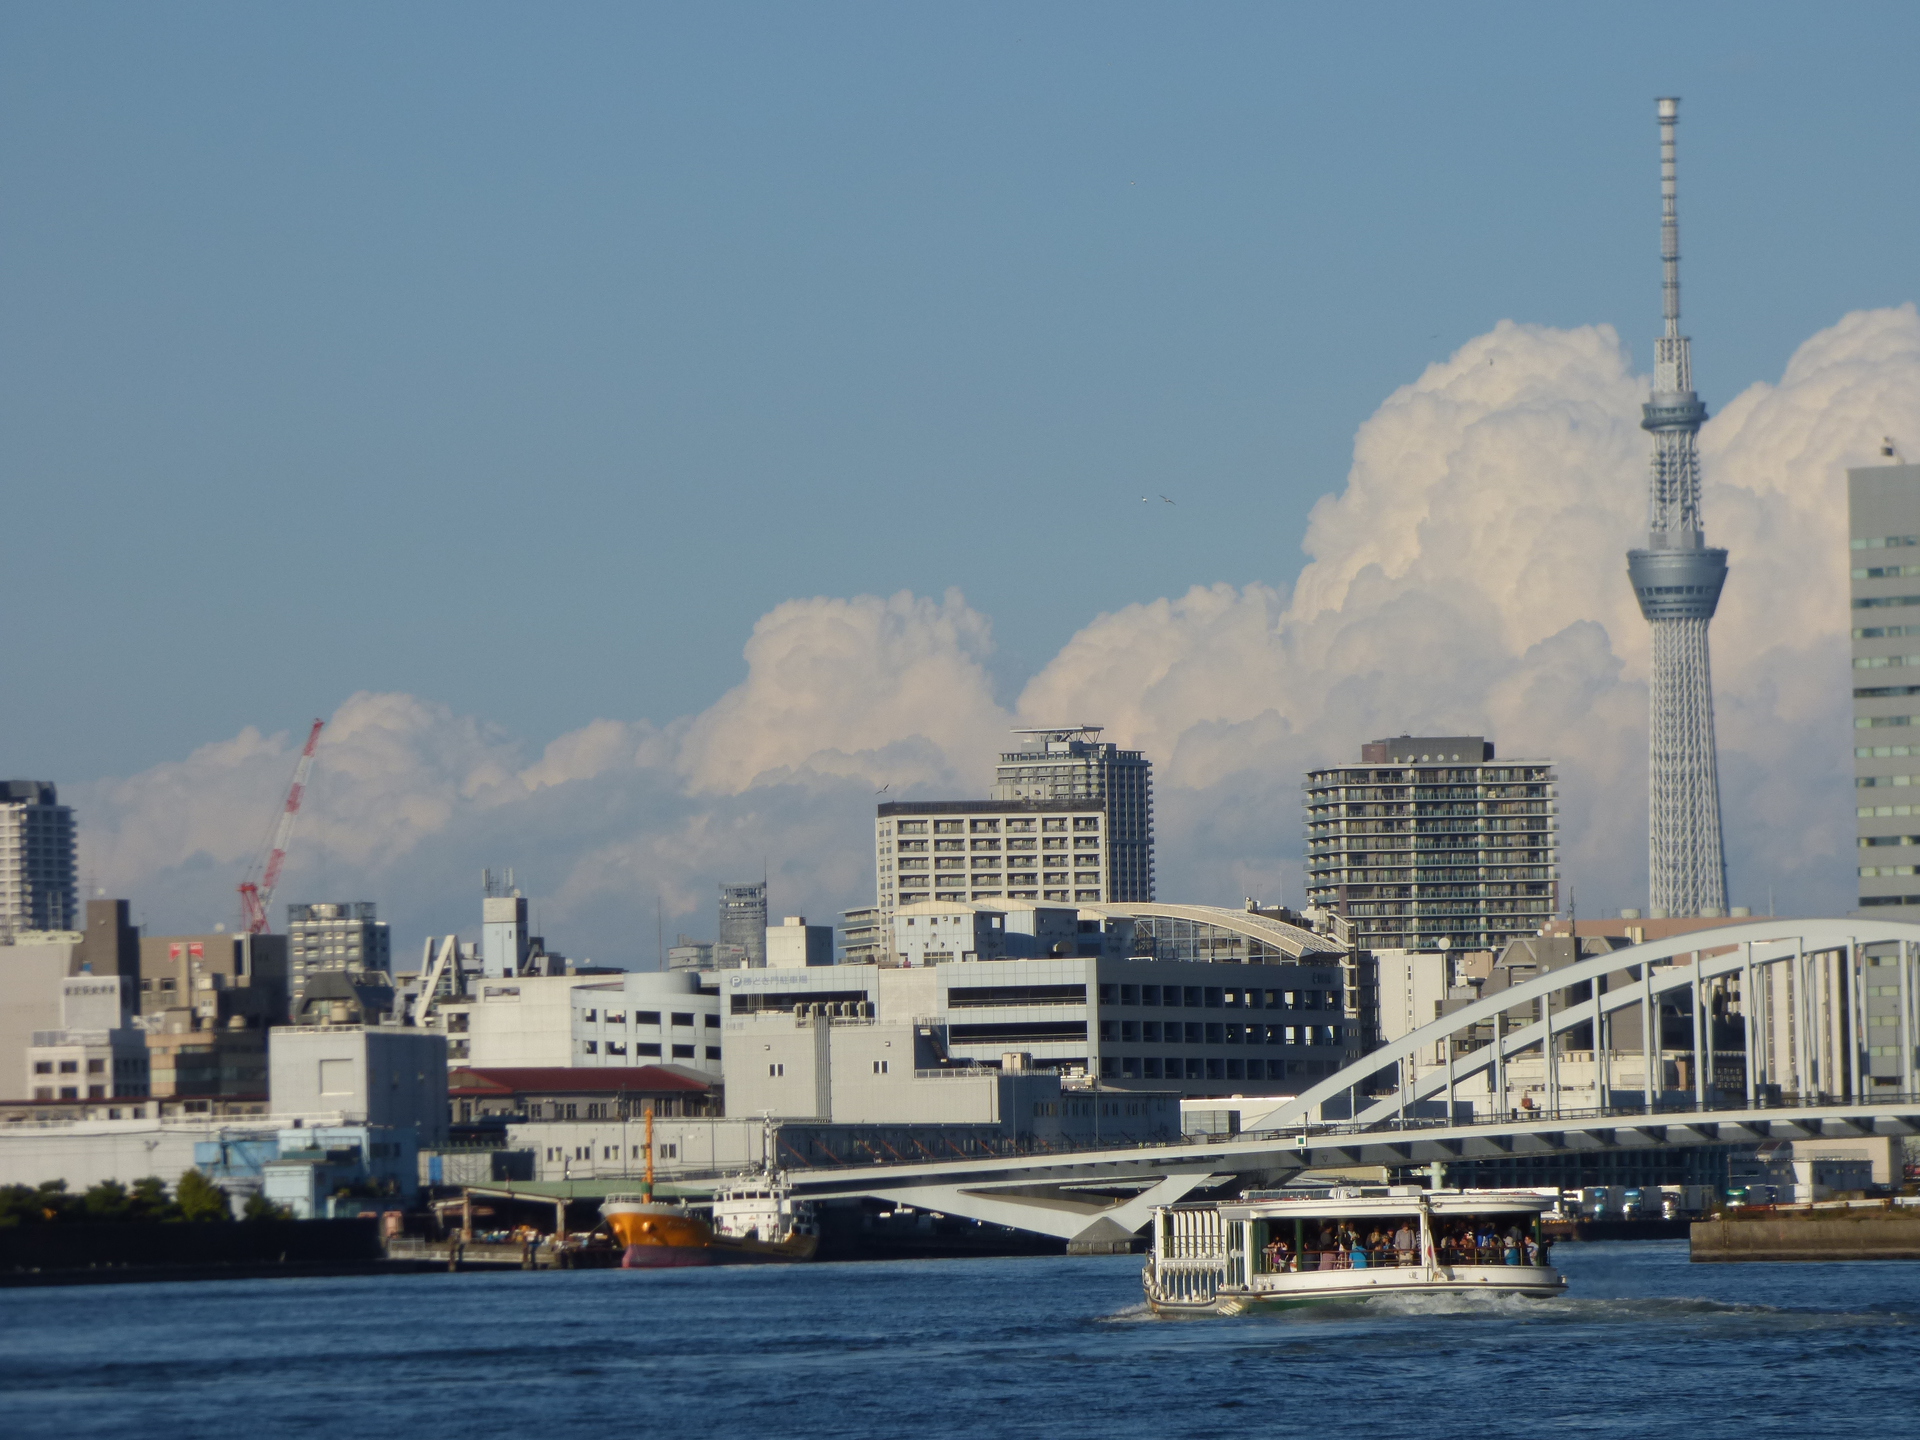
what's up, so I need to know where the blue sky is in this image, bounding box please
[5,2,1916,781]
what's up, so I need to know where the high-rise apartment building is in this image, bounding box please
[1304,735,1557,951]
[286,902,391,1007]
[872,727,1155,939]
[0,780,77,941]
[875,801,1118,940]
[992,727,1154,901]
[1849,457,1920,912]
[718,881,768,968]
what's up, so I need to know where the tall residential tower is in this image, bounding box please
[1626,97,1730,918]
[1304,735,1557,951]
[0,781,76,941]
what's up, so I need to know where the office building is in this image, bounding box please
[0,899,140,1102]
[25,975,149,1102]
[438,969,724,1079]
[1851,458,1920,910]
[137,926,287,1104]
[1304,735,1558,952]
[1626,98,1730,918]
[719,881,768,967]
[766,916,833,968]
[720,900,1356,1097]
[286,902,391,1008]
[0,781,76,941]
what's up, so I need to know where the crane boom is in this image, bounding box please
[239,719,324,934]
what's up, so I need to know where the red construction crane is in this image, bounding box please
[239,719,324,934]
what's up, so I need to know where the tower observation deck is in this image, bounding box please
[1626,97,1729,917]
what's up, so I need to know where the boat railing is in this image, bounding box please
[1261,1242,1550,1273]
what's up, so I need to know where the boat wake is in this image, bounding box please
[1319,1290,1914,1330]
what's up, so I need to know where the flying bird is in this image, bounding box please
[875,783,891,794]
[1160,494,1176,505]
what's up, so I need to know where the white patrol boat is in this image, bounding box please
[1144,1186,1567,1315]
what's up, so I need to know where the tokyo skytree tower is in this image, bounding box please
[1627,97,1729,917]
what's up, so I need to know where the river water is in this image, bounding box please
[3,1241,1915,1438]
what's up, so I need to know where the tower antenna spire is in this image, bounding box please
[1658,96,1682,339]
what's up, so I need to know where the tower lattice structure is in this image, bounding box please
[1626,97,1729,918]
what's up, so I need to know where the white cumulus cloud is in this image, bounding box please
[72,307,1920,956]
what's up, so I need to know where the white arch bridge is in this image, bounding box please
[785,920,1920,1248]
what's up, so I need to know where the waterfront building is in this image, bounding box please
[719,881,768,967]
[1627,97,1731,918]
[1303,735,1558,952]
[1848,456,1920,913]
[286,902,391,1010]
[437,968,724,1079]
[0,780,76,941]
[719,901,1356,1098]
[267,1024,447,1142]
[448,1064,721,1125]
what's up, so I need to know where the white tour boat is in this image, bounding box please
[1144,1186,1567,1315]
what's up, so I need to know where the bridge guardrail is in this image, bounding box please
[780,1089,1920,1176]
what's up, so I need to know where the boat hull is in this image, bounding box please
[621,1243,721,1269]
[603,1199,819,1268]
[1147,1264,1567,1316]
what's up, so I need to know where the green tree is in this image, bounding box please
[128,1177,176,1221]
[0,1181,77,1226]
[241,1193,292,1222]
[82,1180,132,1222]
[174,1170,232,1223]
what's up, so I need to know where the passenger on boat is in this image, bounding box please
[1315,1226,1340,1269]
[1392,1221,1416,1265]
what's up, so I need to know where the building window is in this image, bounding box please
[637,1044,661,1057]
[671,1013,694,1027]
[705,1014,720,1029]
[770,1063,785,1076]
[658,1144,677,1159]
[583,1041,598,1055]
[705,1046,721,1061]
[32,1061,50,1075]
[637,1011,660,1026]
[672,1045,695,1059]
[873,1060,890,1074]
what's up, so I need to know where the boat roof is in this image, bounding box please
[1211,1188,1556,1221]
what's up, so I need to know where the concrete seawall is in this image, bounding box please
[1691,1208,1920,1262]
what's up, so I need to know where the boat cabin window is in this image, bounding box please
[1246,1211,1550,1274]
